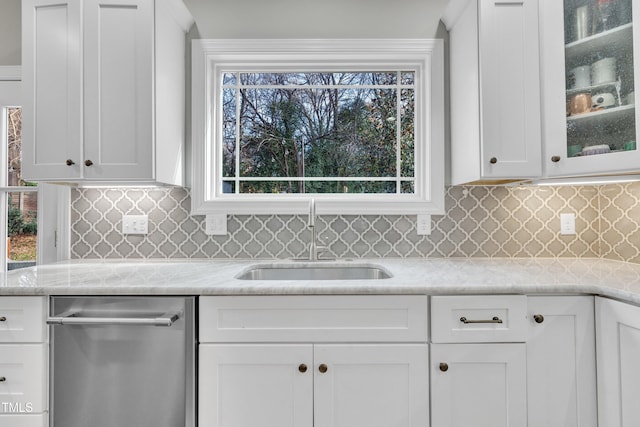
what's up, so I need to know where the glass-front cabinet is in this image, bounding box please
[541,0,640,177]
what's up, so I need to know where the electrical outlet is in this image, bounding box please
[560,213,576,235]
[416,214,431,235]
[206,214,227,235]
[122,215,149,235]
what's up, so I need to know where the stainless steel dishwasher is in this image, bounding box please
[47,296,196,427]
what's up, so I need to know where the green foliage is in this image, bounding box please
[8,200,37,237]
[224,72,416,194]
[8,205,22,237]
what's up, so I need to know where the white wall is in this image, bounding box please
[183,0,450,39]
[0,0,450,66]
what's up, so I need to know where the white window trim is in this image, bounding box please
[191,39,445,215]
[0,66,70,269]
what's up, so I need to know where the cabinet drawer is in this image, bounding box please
[0,413,47,427]
[0,297,46,343]
[200,295,428,343]
[0,345,47,414]
[431,295,527,343]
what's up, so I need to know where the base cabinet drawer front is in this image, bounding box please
[431,295,527,343]
[596,297,640,426]
[0,413,47,427]
[199,344,314,427]
[0,297,46,343]
[430,343,527,427]
[0,344,47,414]
[199,295,428,343]
[527,296,597,427]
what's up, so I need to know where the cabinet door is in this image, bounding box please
[83,0,154,180]
[596,297,640,426]
[199,344,313,427]
[540,0,640,177]
[0,344,47,414]
[0,414,47,427]
[314,344,429,427]
[479,0,542,179]
[22,0,82,180]
[431,343,527,427]
[527,296,597,427]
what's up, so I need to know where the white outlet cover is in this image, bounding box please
[122,215,149,235]
[416,214,431,235]
[206,214,227,235]
[560,213,576,235]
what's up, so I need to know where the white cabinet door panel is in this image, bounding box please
[479,0,542,178]
[431,343,527,427]
[0,344,47,414]
[83,0,153,179]
[22,0,82,180]
[596,297,640,426]
[0,413,47,427]
[314,344,429,427]
[199,344,313,427]
[527,296,597,427]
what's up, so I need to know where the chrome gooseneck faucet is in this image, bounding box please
[308,199,328,261]
[308,199,319,261]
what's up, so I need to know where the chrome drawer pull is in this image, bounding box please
[459,316,503,324]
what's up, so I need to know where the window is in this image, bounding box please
[0,79,38,271]
[192,40,444,215]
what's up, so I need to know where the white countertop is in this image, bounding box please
[5,258,640,304]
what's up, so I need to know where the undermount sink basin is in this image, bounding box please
[236,264,392,281]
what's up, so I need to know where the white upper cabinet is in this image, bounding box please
[442,0,542,185]
[540,0,640,177]
[22,0,193,184]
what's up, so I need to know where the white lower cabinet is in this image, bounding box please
[199,343,429,427]
[527,296,597,427]
[0,297,47,427]
[596,296,640,426]
[430,295,528,427]
[198,296,430,427]
[0,414,47,427]
[199,344,313,427]
[430,295,597,427]
[430,343,527,427]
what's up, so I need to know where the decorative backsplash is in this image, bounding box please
[71,183,624,260]
[599,182,640,264]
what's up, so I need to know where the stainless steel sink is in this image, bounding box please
[236,264,392,280]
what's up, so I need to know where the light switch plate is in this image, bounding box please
[560,213,576,235]
[206,214,227,235]
[416,214,431,235]
[122,215,149,235]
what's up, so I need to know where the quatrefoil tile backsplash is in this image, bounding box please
[71,182,640,262]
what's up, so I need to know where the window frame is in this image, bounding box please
[0,67,69,272]
[191,39,445,215]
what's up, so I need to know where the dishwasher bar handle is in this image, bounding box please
[46,312,180,327]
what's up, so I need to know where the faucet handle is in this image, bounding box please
[309,199,316,226]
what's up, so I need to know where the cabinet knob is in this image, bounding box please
[0,377,6,382]
[551,156,561,163]
[65,159,75,166]
[439,363,449,372]
[298,364,308,373]
[489,157,498,164]
[533,314,544,324]
[318,364,328,374]
[0,316,5,322]
[84,160,94,167]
